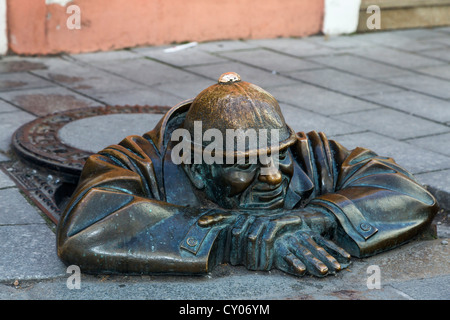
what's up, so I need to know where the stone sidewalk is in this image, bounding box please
[0,27,449,300]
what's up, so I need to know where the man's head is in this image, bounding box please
[182,72,296,210]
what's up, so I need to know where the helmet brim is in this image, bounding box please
[188,125,297,160]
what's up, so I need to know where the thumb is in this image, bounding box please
[197,210,235,227]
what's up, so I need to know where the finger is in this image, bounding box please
[259,215,302,270]
[312,235,352,266]
[284,253,307,276]
[260,222,277,271]
[198,211,234,227]
[246,218,266,270]
[229,215,254,265]
[289,238,329,277]
[274,243,306,277]
[298,233,341,273]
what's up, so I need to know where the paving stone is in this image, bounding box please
[0,100,19,113]
[333,108,450,140]
[390,275,450,300]
[0,188,45,225]
[417,64,450,81]
[435,26,450,34]
[350,46,445,69]
[330,132,450,174]
[389,28,448,40]
[137,47,226,67]
[0,59,47,74]
[432,36,450,47]
[354,28,444,41]
[416,169,450,194]
[59,113,166,153]
[27,56,81,71]
[31,61,149,95]
[349,29,447,52]
[417,48,450,63]
[244,37,335,57]
[269,83,381,115]
[0,110,35,152]
[415,169,450,210]
[154,77,217,101]
[93,87,183,107]
[289,68,399,96]
[198,40,258,52]
[347,30,407,44]
[218,49,322,73]
[0,72,54,92]
[358,239,450,284]
[70,49,140,62]
[279,103,364,137]
[0,224,66,281]
[361,90,450,124]
[187,61,298,88]
[94,58,204,87]
[0,86,102,117]
[304,34,376,50]
[381,74,450,100]
[0,170,15,189]
[405,132,450,157]
[375,37,445,53]
[0,56,82,74]
[307,54,414,79]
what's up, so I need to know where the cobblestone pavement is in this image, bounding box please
[0,27,449,300]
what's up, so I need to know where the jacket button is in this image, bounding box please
[360,223,371,232]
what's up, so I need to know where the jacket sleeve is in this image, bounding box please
[297,131,438,258]
[56,135,226,275]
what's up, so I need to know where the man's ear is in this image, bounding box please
[183,163,206,189]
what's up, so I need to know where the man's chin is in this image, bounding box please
[237,181,288,211]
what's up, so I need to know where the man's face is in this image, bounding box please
[200,148,294,210]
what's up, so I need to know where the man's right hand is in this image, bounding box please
[274,230,351,277]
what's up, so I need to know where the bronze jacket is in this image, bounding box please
[56,100,438,275]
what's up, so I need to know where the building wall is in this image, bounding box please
[6,0,325,55]
[0,0,7,54]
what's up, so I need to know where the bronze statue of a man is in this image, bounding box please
[57,72,438,277]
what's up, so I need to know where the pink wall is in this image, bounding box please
[7,0,324,55]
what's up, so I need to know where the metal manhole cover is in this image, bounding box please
[2,105,171,224]
[11,104,170,181]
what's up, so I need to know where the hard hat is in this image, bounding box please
[183,72,297,159]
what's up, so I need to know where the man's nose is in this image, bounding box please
[258,162,283,185]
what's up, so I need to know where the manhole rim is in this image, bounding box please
[11,104,171,181]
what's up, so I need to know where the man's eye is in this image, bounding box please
[278,151,287,160]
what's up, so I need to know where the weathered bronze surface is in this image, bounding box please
[56,72,438,277]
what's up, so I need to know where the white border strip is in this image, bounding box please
[322,0,362,36]
[0,0,7,55]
